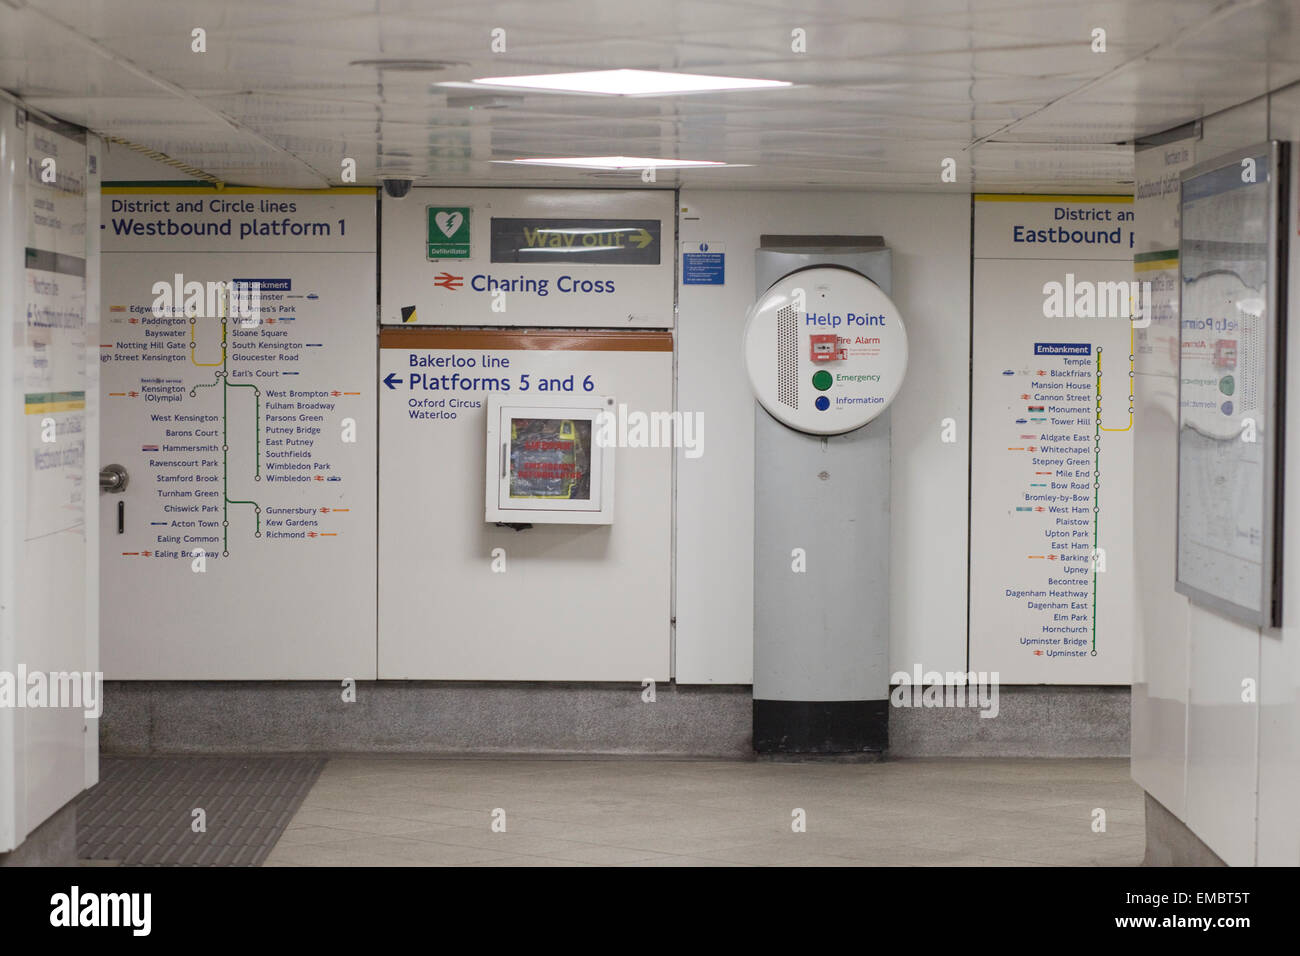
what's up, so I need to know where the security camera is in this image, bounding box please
[381,176,416,199]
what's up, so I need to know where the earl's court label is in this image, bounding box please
[427,206,471,259]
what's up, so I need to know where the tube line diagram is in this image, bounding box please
[101,285,358,562]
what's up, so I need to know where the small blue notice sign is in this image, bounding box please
[683,241,725,285]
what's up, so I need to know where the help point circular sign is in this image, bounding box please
[742,266,908,435]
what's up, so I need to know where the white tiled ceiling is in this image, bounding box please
[1,0,1297,190]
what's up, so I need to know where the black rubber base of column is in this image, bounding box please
[753,698,889,754]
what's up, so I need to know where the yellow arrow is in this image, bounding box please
[632,228,653,249]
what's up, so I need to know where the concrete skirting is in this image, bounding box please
[1142,792,1227,866]
[0,799,77,866]
[889,685,1130,757]
[101,681,755,757]
[101,682,1129,758]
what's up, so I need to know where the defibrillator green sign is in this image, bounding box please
[427,206,471,259]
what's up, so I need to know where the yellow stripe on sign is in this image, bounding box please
[1135,257,1178,272]
[973,193,1134,203]
[102,185,375,195]
[25,400,86,414]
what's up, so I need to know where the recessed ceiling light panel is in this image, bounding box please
[466,69,790,96]
[496,156,729,170]
[351,58,467,71]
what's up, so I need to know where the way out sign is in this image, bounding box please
[490,218,661,265]
[427,206,471,259]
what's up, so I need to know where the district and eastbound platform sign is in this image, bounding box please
[968,194,1135,684]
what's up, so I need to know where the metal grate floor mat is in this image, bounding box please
[77,755,326,866]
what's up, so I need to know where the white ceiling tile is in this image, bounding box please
[0,0,1293,190]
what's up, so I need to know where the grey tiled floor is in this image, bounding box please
[263,757,1144,867]
[79,756,325,866]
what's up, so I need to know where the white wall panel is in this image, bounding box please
[1257,84,1300,866]
[1131,90,1300,865]
[0,97,27,852]
[97,182,378,679]
[675,191,970,683]
[0,102,97,851]
[377,337,672,681]
[1173,102,1269,866]
[83,134,101,788]
[1130,138,1196,817]
[1185,609,1259,865]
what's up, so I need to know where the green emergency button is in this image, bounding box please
[812,370,833,391]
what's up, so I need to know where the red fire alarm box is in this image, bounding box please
[1213,339,1237,368]
[810,334,839,362]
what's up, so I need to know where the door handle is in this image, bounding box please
[99,463,129,493]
